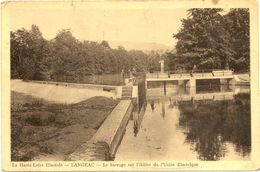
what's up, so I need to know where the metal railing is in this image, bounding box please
[146,69,233,79]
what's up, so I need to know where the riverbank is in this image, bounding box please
[11,91,119,161]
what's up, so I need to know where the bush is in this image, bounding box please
[23,111,55,126]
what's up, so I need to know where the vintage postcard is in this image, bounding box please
[1,0,260,171]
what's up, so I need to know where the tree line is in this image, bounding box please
[11,8,249,81]
[166,8,250,73]
[11,26,162,81]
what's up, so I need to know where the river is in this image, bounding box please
[115,83,251,161]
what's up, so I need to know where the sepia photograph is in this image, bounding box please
[1,0,260,171]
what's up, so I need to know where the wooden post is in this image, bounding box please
[183,80,189,90]
[227,78,231,85]
[220,78,228,85]
[189,79,196,95]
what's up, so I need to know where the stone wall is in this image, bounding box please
[67,100,133,161]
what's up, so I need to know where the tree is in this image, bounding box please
[11,25,49,80]
[128,50,149,72]
[29,25,49,80]
[11,29,29,78]
[11,25,161,83]
[174,9,230,70]
[172,8,250,72]
[100,40,110,49]
[224,9,249,72]
[147,51,161,72]
[50,29,81,81]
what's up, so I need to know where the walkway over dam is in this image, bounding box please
[145,70,234,94]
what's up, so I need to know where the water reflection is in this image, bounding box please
[150,100,155,111]
[178,93,251,160]
[168,98,179,109]
[116,84,251,161]
[161,100,166,120]
[132,112,139,137]
[133,103,147,137]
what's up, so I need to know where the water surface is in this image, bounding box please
[115,84,251,161]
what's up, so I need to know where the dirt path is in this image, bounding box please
[11,80,115,104]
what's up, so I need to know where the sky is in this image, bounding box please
[7,2,189,48]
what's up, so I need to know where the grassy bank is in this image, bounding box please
[11,91,118,161]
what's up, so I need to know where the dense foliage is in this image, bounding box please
[11,26,161,81]
[167,8,249,72]
[178,93,251,160]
